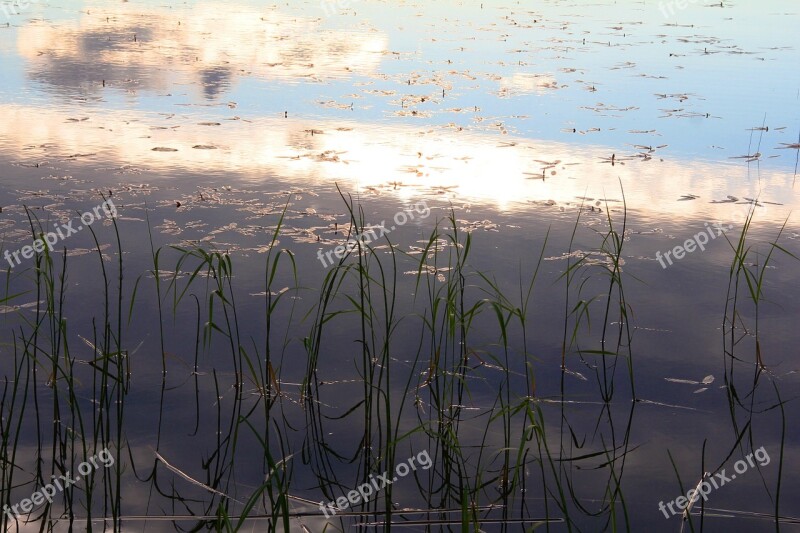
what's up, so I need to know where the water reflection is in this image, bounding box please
[18,3,388,97]
[1,1,799,531]
[0,103,796,226]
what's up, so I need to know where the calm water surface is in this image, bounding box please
[0,0,799,531]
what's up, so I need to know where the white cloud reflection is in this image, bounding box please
[1,103,795,226]
[17,2,388,96]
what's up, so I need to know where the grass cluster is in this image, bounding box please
[0,192,793,532]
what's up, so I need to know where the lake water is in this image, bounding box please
[0,0,799,531]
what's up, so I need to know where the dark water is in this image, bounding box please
[0,0,799,531]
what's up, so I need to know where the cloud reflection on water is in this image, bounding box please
[18,3,388,98]
[1,103,795,227]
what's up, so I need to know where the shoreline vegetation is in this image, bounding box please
[0,191,794,531]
